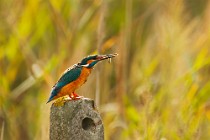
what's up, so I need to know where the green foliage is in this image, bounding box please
[1,0,210,139]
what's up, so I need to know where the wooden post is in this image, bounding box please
[50,98,104,140]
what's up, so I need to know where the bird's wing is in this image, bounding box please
[47,65,82,102]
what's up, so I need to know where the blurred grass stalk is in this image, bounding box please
[1,0,210,139]
[95,0,106,107]
[0,121,4,140]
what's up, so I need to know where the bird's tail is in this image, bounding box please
[46,92,55,104]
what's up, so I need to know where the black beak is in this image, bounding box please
[96,53,118,61]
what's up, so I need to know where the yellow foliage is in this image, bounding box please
[0,0,210,139]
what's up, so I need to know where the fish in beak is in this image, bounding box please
[96,53,118,62]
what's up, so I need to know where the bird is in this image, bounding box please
[47,53,118,104]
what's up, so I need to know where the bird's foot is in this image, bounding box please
[70,92,84,100]
[72,96,84,100]
[53,96,72,107]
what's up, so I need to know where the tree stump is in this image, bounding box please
[49,98,104,140]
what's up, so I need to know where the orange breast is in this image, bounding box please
[58,67,92,97]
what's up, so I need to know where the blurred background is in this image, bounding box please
[1,0,210,139]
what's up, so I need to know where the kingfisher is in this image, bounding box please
[47,53,118,104]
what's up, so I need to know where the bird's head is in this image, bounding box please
[79,53,118,68]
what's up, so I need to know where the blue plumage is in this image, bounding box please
[47,65,82,103]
